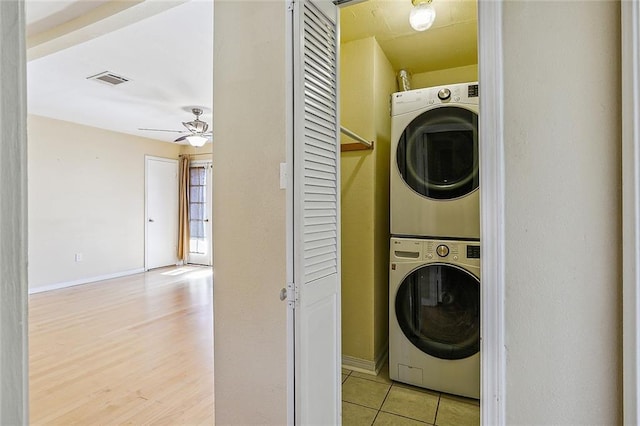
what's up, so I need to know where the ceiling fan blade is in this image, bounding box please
[147,108,212,143]
[138,127,186,134]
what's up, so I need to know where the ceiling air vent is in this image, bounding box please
[87,71,129,86]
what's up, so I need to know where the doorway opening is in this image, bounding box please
[24,0,215,423]
[338,0,481,423]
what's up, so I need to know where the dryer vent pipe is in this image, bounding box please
[397,69,412,92]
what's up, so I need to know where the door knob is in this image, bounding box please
[148,218,154,222]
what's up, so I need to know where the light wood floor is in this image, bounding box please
[29,266,214,425]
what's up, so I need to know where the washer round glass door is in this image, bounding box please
[395,263,479,360]
[397,106,479,200]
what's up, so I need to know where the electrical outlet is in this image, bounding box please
[75,253,83,262]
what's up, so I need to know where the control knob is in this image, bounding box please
[436,244,449,257]
[438,88,451,100]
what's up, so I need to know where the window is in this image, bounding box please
[189,165,208,254]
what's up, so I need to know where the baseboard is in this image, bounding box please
[375,344,389,373]
[28,268,145,294]
[342,344,389,376]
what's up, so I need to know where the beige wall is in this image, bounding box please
[340,36,395,367]
[503,1,621,423]
[372,39,396,362]
[28,115,181,290]
[341,37,376,363]
[411,64,478,89]
[212,1,288,424]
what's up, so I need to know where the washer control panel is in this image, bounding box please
[424,239,480,267]
[390,238,480,274]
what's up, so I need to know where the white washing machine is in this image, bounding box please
[390,82,479,239]
[389,237,480,399]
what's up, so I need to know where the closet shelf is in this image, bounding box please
[340,126,374,152]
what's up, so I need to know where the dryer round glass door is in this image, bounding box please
[395,263,479,360]
[396,106,479,200]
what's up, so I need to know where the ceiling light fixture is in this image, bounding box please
[409,0,436,32]
[186,135,207,147]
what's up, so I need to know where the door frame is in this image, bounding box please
[477,1,506,424]
[285,2,295,424]
[0,0,29,423]
[622,1,640,423]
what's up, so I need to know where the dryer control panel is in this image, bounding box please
[391,82,479,116]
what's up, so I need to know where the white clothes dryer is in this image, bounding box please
[391,82,479,239]
[389,237,480,399]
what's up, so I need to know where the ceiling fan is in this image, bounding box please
[139,107,212,147]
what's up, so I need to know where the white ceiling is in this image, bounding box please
[25,0,475,145]
[341,0,478,73]
[26,0,213,144]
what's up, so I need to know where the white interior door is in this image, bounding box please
[188,162,213,266]
[146,156,178,270]
[291,0,341,423]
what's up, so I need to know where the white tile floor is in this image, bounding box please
[342,363,479,426]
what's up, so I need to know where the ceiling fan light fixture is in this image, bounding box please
[409,0,436,32]
[186,135,208,147]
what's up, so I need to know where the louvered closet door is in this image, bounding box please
[292,0,341,424]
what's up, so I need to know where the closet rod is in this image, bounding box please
[340,126,373,149]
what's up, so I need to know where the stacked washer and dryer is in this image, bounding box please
[388,82,481,399]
